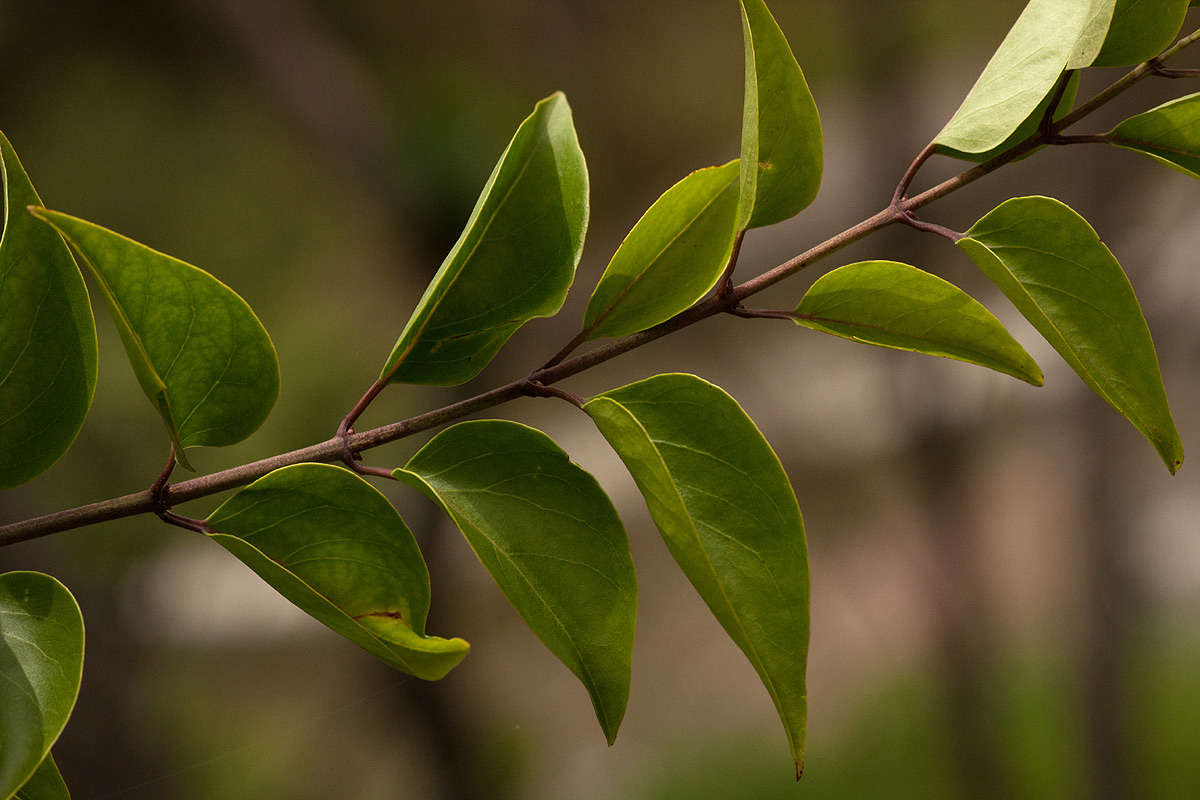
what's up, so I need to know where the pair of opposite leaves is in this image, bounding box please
[197,371,810,769]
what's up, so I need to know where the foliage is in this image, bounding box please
[1,0,1198,794]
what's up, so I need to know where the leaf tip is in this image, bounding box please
[795,757,804,781]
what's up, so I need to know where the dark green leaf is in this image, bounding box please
[935,0,1113,154]
[959,196,1183,472]
[584,373,809,773]
[13,755,68,800]
[396,420,636,744]
[0,133,97,489]
[936,72,1079,163]
[28,209,279,471]
[206,464,469,681]
[1092,0,1190,66]
[737,0,823,229]
[0,572,84,800]
[582,161,739,340]
[792,260,1044,385]
[380,92,589,385]
[1110,91,1200,179]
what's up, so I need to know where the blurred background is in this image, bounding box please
[2,1,1200,797]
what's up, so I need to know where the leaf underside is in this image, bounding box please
[585,373,809,773]
[206,463,469,681]
[396,420,636,744]
[0,572,84,800]
[793,260,1044,385]
[381,92,589,386]
[935,0,1113,154]
[0,133,97,489]
[959,196,1183,472]
[28,209,279,470]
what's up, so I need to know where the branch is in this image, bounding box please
[4,35,1199,548]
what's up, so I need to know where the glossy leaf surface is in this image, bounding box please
[206,464,469,680]
[29,209,278,470]
[0,134,97,489]
[1092,0,1190,66]
[737,0,822,229]
[396,420,636,744]
[381,92,588,385]
[935,0,1113,153]
[585,373,809,772]
[959,196,1183,472]
[0,572,83,800]
[583,161,739,340]
[13,755,68,800]
[793,261,1043,385]
[1110,92,1200,179]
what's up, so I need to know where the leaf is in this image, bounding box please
[936,72,1080,163]
[1092,0,1191,66]
[13,755,68,800]
[0,572,84,800]
[584,373,809,773]
[380,92,589,386]
[205,464,469,681]
[582,161,740,340]
[1109,91,1200,179]
[792,260,1044,385]
[395,420,636,743]
[0,133,97,489]
[28,209,279,471]
[959,196,1183,472]
[935,0,1113,154]
[737,0,823,230]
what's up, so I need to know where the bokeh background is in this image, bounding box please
[3,1,1200,797]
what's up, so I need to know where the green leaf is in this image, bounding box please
[1109,91,1200,179]
[792,260,1044,385]
[206,464,469,681]
[959,196,1183,472]
[0,572,84,800]
[936,72,1079,163]
[584,373,809,773]
[0,133,97,489]
[381,92,589,386]
[1092,0,1191,66]
[28,209,279,471]
[582,161,740,340]
[935,0,1113,154]
[395,420,636,744]
[737,0,823,229]
[13,755,69,800]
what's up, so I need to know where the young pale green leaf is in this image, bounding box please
[959,196,1183,472]
[395,420,636,744]
[206,464,469,681]
[381,92,589,386]
[936,72,1079,163]
[1092,0,1190,66]
[0,572,84,800]
[584,373,809,774]
[582,161,740,340]
[28,209,278,471]
[935,0,1113,154]
[13,755,68,800]
[0,133,97,489]
[792,261,1044,386]
[737,0,823,230]
[1109,92,1200,179]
